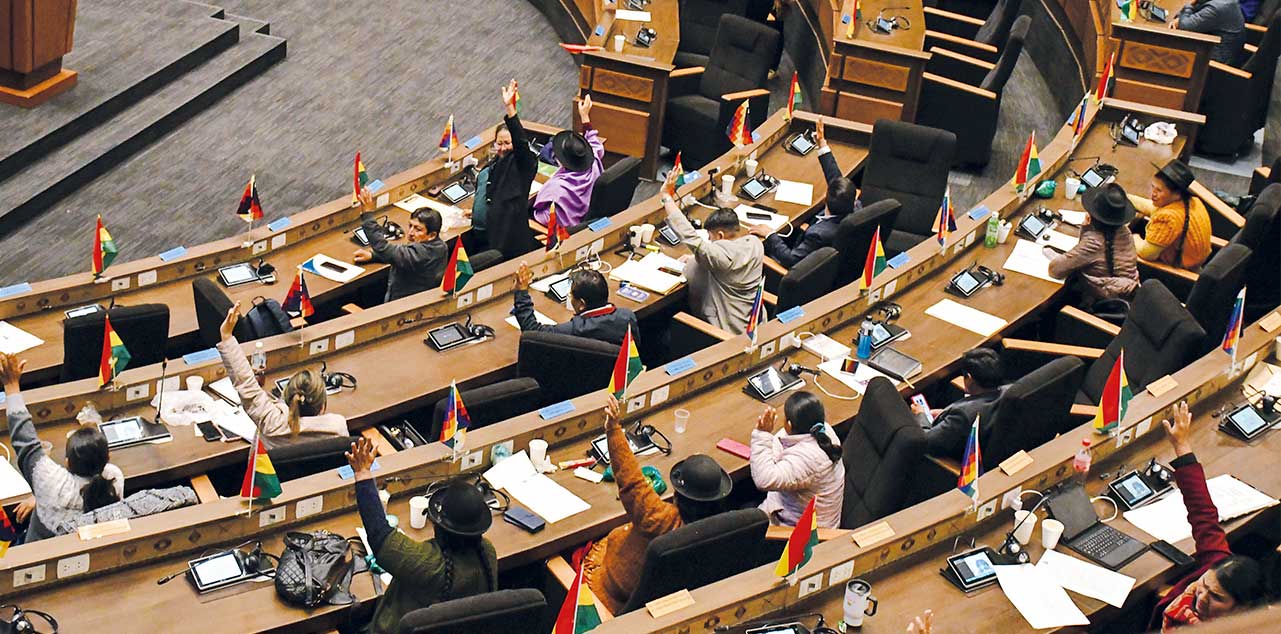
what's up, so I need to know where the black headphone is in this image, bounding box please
[425,473,511,512]
[379,216,406,241]
[872,300,902,322]
[976,265,1005,286]
[319,362,357,391]
[253,257,277,284]
[0,605,58,634]
[462,314,495,339]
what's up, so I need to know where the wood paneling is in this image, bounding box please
[842,56,910,92]
[586,66,655,102]
[588,101,650,157]
[1114,77,1187,110]
[1120,41,1195,78]
[579,64,591,89]
[836,91,903,125]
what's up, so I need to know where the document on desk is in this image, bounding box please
[530,272,570,293]
[1003,239,1063,284]
[505,311,557,330]
[995,564,1090,629]
[1036,550,1135,608]
[0,321,43,354]
[205,378,257,442]
[0,458,32,500]
[1043,229,1079,253]
[1123,474,1278,543]
[817,358,892,394]
[394,193,432,212]
[734,205,789,232]
[925,299,1008,337]
[773,180,814,206]
[1057,210,1088,226]
[614,9,652,21]
[483,451,590,523]
[302,254,365,283]
[609,258,684,295]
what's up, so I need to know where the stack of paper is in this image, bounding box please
[394,194,433,212]
[0,459,32,500]
[1036,550,1135,608]
[1058,210,1088,226]
[0,321,43,354]
[205,378,257,442]
[505,311,557,330]
[734,205,790,232]
[1043,229,1080,253]
[817,358,893,394]
[614,9,652,21]
[302,254,366,283]
[609,254,685,295]
[483,451,590,523]
[530,272,570,293]
[774,180,814,206]
[1003,239,1064,284]
[995,564,1090,629]
[925,299,1008,336]
[1123,474,1279,543]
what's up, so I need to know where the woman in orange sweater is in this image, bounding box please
[1130,160,1212,270]
[582,396,733,614]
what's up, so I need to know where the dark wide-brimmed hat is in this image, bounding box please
[1082,183,1137,227]
[551,130,593,173]
[669,454,732,502]
[1155,159,1195,193]
[425,481,493,537]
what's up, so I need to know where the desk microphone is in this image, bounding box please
[787,363,821,377]
[155,359,169,425]
[156,565,187,585]
[998,485,1057,563]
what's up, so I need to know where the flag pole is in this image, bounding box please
[245,418,265,518]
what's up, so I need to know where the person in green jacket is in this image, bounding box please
[345,437,498,633]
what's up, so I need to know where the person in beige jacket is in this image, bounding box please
[215,302,349,448]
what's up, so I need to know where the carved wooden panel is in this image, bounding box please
[842,57,910,92]
[579,65,592,90]
[1114,77,1186,110]
[1120,41,1195,78]
[586,67,654,102]
[590,101,649,157]
[836,91,903,126]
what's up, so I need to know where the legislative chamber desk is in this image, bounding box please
[1108,0,1218,113]
[819,0,929,126]
[6,100,1215,632]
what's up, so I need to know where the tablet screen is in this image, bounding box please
[1081,169,1105,188]
[1229,406,1270,436]
[789,135,815,154]
[220,263,257,286]
[954,271,981,295]
[549,277,573,300]
[749,367,785,396]
[442,183,469,201]
[101,418,143,445]
[871,323,894,346]
[951,551,996,585]
[354,227,368,244]
[193,552,244,587]
[1113,473,1155,506]
[65,304,102,319]
[431,324,467,347]
[1022,215,1047,237]
[741,180,767,199]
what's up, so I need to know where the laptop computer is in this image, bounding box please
[1045,484,1147,570]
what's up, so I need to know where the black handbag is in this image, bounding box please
[243,296,293,339]
[0,605,57,634]
[274,531,366,607]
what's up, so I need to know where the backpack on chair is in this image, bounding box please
[242,296,293,339]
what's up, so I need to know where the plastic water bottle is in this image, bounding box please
[251,342,267,387]
[984,212,1000,248]
[856,319,874,360]
[1073,438,1092,478]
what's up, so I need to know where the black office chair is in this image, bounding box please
[193,277,252,348]
[663,14,780,167]
[832,199,901,287]
[470,249,504,273]
[858,120,956,254]
[267,436,358,483]
[1231,183,1281,321]
[427,378,542,441]
[571,156,642,234]
[840,377,936,529]
[1197,12,1281,156]
[399,589,547,634]
[617,509,771,614]
[1184,243,1252,353]
[674,0,750,69]
[981,357,1085,471]
[60,303,170,382]
[924,0,1025,62]
[516,331,619,406]
[773,247,840,313]
[918,15,1030,168]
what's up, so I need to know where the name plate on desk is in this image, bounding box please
[267,217,292,232]
[887,252,910,269]
[539,401,576,420]
[665,357,696,376]
[0,282,31,298]
[851,520,895,548]
[158,246,188,261]
[182,348,220,365]
[1146,375,1178,398]
[79,518,131,541]
[969,206,992,222]
[776,306,804,324]
[1260,312,1281,333]
[999,450,1034,476]
[587,217,613,232]
[337,460,381,480]
[646,589,695,618]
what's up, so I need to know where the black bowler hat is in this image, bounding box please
[551,130,594,173]
[1081,183,1137,227]
[426,481,493,537]
[669,454,732,502]
[1155,159,1195,193]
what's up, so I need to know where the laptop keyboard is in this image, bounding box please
[1076,525,1130,558]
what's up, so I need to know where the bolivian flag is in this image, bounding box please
[439,115,459,152]
[726,100,752,146]
[786,71,802,119]
[608,326,642,400]
[666,152,687,198]
[98,314,131,387]
[282,269,315,319]
[240,436,281,500]
[551,560,602,634]
[441,239,473,294]
[0,506,17,558]
[1093,350,1132,434]
[92,215,118,277]
[1120,0,1139,21]
[745,277,765,347]
[1014,131,1041,195]
[1221,287,1246,363]
[1094,52,1115,103]
[860,227,887,290]
[934,186,957,249]
[546,202,569,252]
[440,380,471,450]
[958,416,981,505]
[774,497,818,578]
[513,81,522,114]
[353,152,369,205]
[237,175,264,222]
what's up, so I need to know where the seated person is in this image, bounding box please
[511,262,637,345]
[749,119,861,268]
[216,303,349,447]
[1172,0,1246,64]
[584,395,732,614]
[1048,184,1141,309]
[531,95,604,228]
[353,189,449,302]
[660,169,765,335]
[2,353,123,543]
[750,391,845,528]
[1152,401,1263,630]
[469,79,540,260]
[1129,160,1212,271]
[346,437,497,634]
[911,348,1007,458]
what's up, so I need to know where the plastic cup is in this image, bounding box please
[674,409,690,434]
[409,496,429,530]
[1013,509,1038,546]
[186,375,204,392]
[744,159,759,178]
[1041,519,1065,550]
[614,34,625,52]
[996,221,1012,244]
[1065,177,1081,200]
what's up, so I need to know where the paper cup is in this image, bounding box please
[744,159,759,178]
[1041,519,1065,550]
[721,174,735,197]
[614,34,625,52]
[409,496,429,529]
[1013,509,1038,546]
[997,221,1012,244]
[674,409,690,434]
[640,223,655,243]
[186,375,204,393]
[529,438,550,469]
[1064,177,1081,200]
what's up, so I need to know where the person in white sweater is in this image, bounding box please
[215,303,349,448]
[750,391,845,528]
[2,353,124,542]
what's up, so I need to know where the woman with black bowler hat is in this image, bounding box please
[1047,183,1141,309]
[345,437,497,634]
[1128,159,1212,271]
[531,95,604,229]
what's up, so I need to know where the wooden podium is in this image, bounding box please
[0,0,79,108]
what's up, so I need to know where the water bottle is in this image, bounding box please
[251,342,267,387]
[1072,438,1092,478]
[984,212,1000,248]
[856,319,874,360]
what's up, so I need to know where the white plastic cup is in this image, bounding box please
[529,438,550,470]
[378,488,391,507]
[614,34,625,52]
[186,375,204,393]
[640,223,656,243]
[628,226,643,250]
[721,174,735,197]
[997,221,1012,244]
[1014,509,1038,546]
[744,159,759,178]
[1041,519,1065,550]
[674,409,690,434]
[1065,177,1081,200]
[409,496,429,529]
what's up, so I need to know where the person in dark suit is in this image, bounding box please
[511,262,637,345]
[748,119,861,268]
[472,79,540,261]
[1173,0,1246,64]
[354,190,448,302]
[911,348,1007,458]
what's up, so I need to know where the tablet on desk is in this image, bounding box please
[424,323,480,351]
[64,304,103,320]
[547,277,574,303]
[745,366,803,401]
[739,178,770,201]
[946,547,999,591]
[99,416,170,449]
[440,182,474,204]
[1109,471,1158,509]
[1221,403,1275,440]
[951,270,983,297]
[218,262,260,287]
[188,551,256,593]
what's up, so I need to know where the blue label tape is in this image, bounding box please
[751,131,761,143]
[842,14,851,24]
[539,401,577,420]
[182,348,220,365]
[463,136,483,150]
[594,25,605,36]
[887,253,910,269]
[968,206,991,222]
[588,217,612,232]
[0,282,32,298]
[0,392,6,406]
[366,179,384,193]
[776,306,805,323]
[665,357,696,375]
[158,246,187,261]
[267,217,292,232]
[338,460,381,480]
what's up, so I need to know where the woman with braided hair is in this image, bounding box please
[346,436,498,634]
[750,391,845,528]
[1048,183,1140,310]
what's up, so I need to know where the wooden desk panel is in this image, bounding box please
[1110,5,1218,112]
[821,1,929,126]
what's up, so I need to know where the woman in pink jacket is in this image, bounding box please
[750,391,845,528]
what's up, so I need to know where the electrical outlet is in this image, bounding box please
[953,243,965,255]
[977,499,997,520]
[377,193,390,207]
[780,332,800,349]
[57,553,90,578]
[270,234,287,250]
[761,340,776,356]
[111,277,130,291]
[1116,427,1134,448]
[476,284,494,301]
[590,238,605,255]
[798,573,824,598]
[680,194,697,207]
[126,384,150,401]
[309,339,329,355]
[870,288,882,302]
[462,450,484,470]
[884,279,898,297]
[456,293,473,309]
[575,245,591,261]
[1001,487,1024,511]
[335,330,355,349]
[1136,416,1153,436]
[13,564,46,587]
[650,385,670,406]
[627,394,646,413]
[296,495,323,519]
[829,560,854,585]
[493,439,515,458]
[252,240,267,254]
[138,270,158,286]
[258,506,286,527]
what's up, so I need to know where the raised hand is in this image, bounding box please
[357,187,376,213]
[756,406,777,433]
[0,353,25,393]
[604,393,621,431]
[815,118,827,149]
[219,301,242,341]
[345,436,377,477]
[1162,400,1193,457]
[515,261,533,290]
[502,79,519,117]
[577,94,593,124]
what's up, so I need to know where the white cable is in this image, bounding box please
[814,373,861,401]
[1090,495,1119,522]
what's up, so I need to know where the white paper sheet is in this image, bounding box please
[925,299,1009,337]
[1058,210,1088,226]
[482,451,590,523]
[609,259,683,294]
[614,9,652,21]
[1003,239,1064,284]
[0,459,32,500]
[1043,229,1080,253]
[735,205,789,232]
[505,311,557,330]
[204,378,257,442]
[302,254,365,283]
[1036,550,1136,608]
[530,272,570,293]
[995,564,1090,629]
[0,321,43,354]
[638,251,686,274]
[773,180,814,206]
[394,193,433,212]
[483,450,538,491]
[818,358,893,394]
[1123,474,1279,543]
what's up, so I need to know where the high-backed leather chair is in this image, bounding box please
[859,120,955,253]
[675,0,750,69]
[428,378,542,441]
[833,199,901,286]
[617,509,770,614]
[981,357,1084,471]
[400,589,547,634]
[1231,183,1281,321]
[268,437,358,483]
[516,331,619,405]
[571,157,642,234]
[470,248,504,273]
[918,15,1030,167]
[1184,243,1251,352]
[193,277,252,348]
[663,14,780,167]
[774,247,840,312]
[924,0,1026,62]
[840,377,933,529]
[1197,12,1281,156]
[61,303,170,382]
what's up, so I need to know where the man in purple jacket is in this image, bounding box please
[531,95,605,228]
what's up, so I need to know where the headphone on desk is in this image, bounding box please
[462,314,495,340]
[0,606,57,634]
[424,473,511,513]
[319,362,358,392]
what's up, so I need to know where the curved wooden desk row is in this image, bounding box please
[0,97,1176,605]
